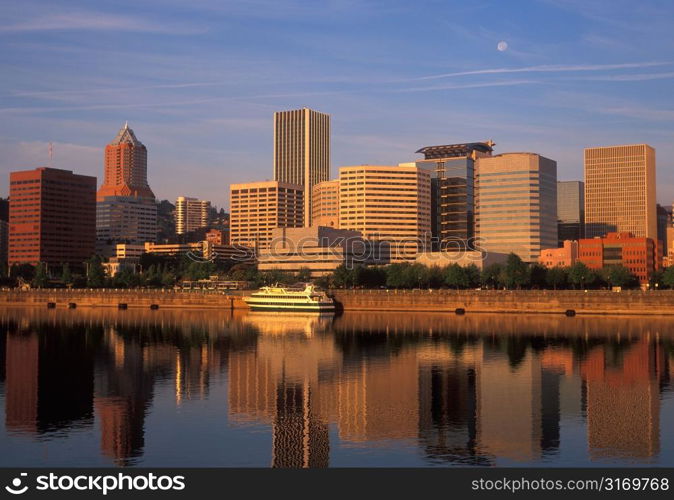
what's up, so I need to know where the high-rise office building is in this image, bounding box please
[96,197,157,247]
[9,167,96,270]
[338,165,431,261]
[414,142,494,250]
[175,197,211,235]
[97,123,154,201]
[229,181,304,250]
[584,144,656,240]
[96,124,157,252]
[273,108,330,226]
[557,181,585,246]
[0,198,8,269]
[476,153,557,262]
[311,179,340,228]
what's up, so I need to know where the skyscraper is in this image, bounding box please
[9,167,96,270]
[338,165,431,262]
[273,108,330,226]
[96,124,157,252]
[311,179,340,228]
[229,181,304,250]
[476,153,557,262]
[175,197,211,235]
[557,181,585,246]
[414,142,494,250]
[584,144,656,240]
[97,122,154,201]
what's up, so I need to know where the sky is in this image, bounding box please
[0,0,673,209]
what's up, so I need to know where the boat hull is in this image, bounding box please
[246,303,335,312]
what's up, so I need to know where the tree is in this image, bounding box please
[296,267,312,283]
[502,253,529,289]
[61,263,72,286]
[568,262,594,289]
[546,266,568,290]
[444,264,468,289]
[333,264,355,288]
[601,265,637,289]
[402,263,427,288]
[480,263,503,289]
[86,256,106,288]
[464,264,481,289]
[10,263,35,281]
[32,262,49,288]
[161,269,176,288]
[528,263,548,289]
[385,263,407,289]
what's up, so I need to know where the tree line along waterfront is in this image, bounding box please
[4,253,674,292]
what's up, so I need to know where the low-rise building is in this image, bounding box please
[258,226,387,277]
[577,232,657,285]
[415,250,508,270]
[538,240,578,268]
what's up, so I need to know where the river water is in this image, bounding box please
[1,307,673,467]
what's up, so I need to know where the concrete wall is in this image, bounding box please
[3,289,674,315]
[0,289,248,310]
[330,289,674,315]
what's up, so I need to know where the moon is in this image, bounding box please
[497,40,508,52]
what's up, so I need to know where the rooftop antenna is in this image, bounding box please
[48,142,53,168]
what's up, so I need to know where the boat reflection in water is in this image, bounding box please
[0,307,673,467]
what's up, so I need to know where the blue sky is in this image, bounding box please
[1,0,673,209]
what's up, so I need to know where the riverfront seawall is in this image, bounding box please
[2,289,674,315]
[330,289,674,315]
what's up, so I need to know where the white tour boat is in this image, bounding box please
[243,284,335,312]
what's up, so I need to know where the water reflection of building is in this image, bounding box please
[476,348,545,461]
[338,350,419,442]
[3,308,674,467]
[581,337,663,460]
[5,330,94,435]
[228,318,339,467]
[5,333,38,433]
[95,328,155,465]
[417,343,485,464]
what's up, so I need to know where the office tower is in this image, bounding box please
[229,181,304,250]
[273,108,330,226]
[96,197,157,249]
[96,124,157,252]
[0,198,8,270]
[175,197,211,235]
[476,153,557,262]
[338,165,431,261]
[557,181,585,246]
[311,179,340,228]
[414,142,494,250]
[9,167,96,270]
[97,122,154,201]
[656,204,671,249]
[584,144,656,240]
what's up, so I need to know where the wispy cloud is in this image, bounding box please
[567,72,674,82]
[393,79,541,93]
[411,62,671,81]
[0,11,205,34]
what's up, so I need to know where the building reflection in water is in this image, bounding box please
[1,308,673,466]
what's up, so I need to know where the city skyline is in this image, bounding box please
[1,0,673,209]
